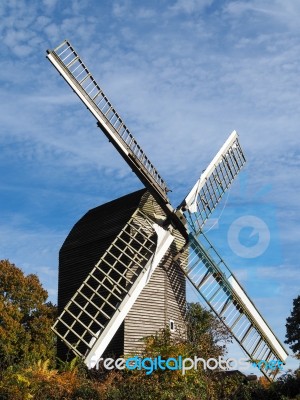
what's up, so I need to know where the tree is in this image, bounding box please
[285,295,300,358]
[0,259,57,370]
[186,302,232,358]
[107,303,237,400]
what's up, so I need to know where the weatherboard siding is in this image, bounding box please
[57,189,187,361]
[124,193,187,354]
[57,189,147,360]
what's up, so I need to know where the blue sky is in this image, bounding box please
[1,0,299,372]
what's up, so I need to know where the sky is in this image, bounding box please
[0,0,299,373]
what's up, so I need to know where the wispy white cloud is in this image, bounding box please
[43,0,58,10]
[257,264,300,284]
[136,7,156,19]
[112,1,131,18]
[224,0,300,30]
[170,0,213,14]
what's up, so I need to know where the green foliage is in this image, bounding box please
[0,260,57,370]
[285,295,300,357]
[0,336,299,400]
[0,260,299,399]
[186,302,232,358]
[270,370,300,400]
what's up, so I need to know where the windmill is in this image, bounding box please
[47,40,288,380]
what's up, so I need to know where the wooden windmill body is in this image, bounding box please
[58,190,186,360]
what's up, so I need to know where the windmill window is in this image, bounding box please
[169,320,175,332]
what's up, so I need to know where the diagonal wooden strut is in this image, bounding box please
[52,209,174,367]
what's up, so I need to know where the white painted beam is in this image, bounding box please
[85,224,174,368]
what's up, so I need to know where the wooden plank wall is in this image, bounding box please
[57,189,187,360]
[124,192,187,355]
[57,189,147,360]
